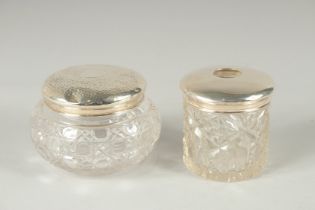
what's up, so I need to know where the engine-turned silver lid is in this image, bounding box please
[43,65,146,116]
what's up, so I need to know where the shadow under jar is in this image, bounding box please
[31,65,161,174]
[180,67,274,182]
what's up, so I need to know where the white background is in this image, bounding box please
[0,0,314,210]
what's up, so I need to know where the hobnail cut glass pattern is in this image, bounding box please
[183,102,269,182]
[31,99,161,174]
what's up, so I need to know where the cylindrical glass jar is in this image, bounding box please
[180,67,274,182]
[31,65,161,174]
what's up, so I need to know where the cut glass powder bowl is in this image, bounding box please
[31,65,161,174]
[180,68,274,182]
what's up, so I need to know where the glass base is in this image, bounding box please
[31,98,161,174]
[183,140,267,182]
[183,103,270,182]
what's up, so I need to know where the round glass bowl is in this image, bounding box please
[31,65,161,174]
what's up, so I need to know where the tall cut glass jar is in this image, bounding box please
[180,67,274,182]
[31,65,161,174]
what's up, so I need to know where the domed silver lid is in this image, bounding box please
[180,67,274,112]
[43,65,146,116]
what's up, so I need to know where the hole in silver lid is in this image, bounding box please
[213,68,241,78]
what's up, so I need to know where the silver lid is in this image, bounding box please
[180,67,274,112]
[43,65,146,116]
